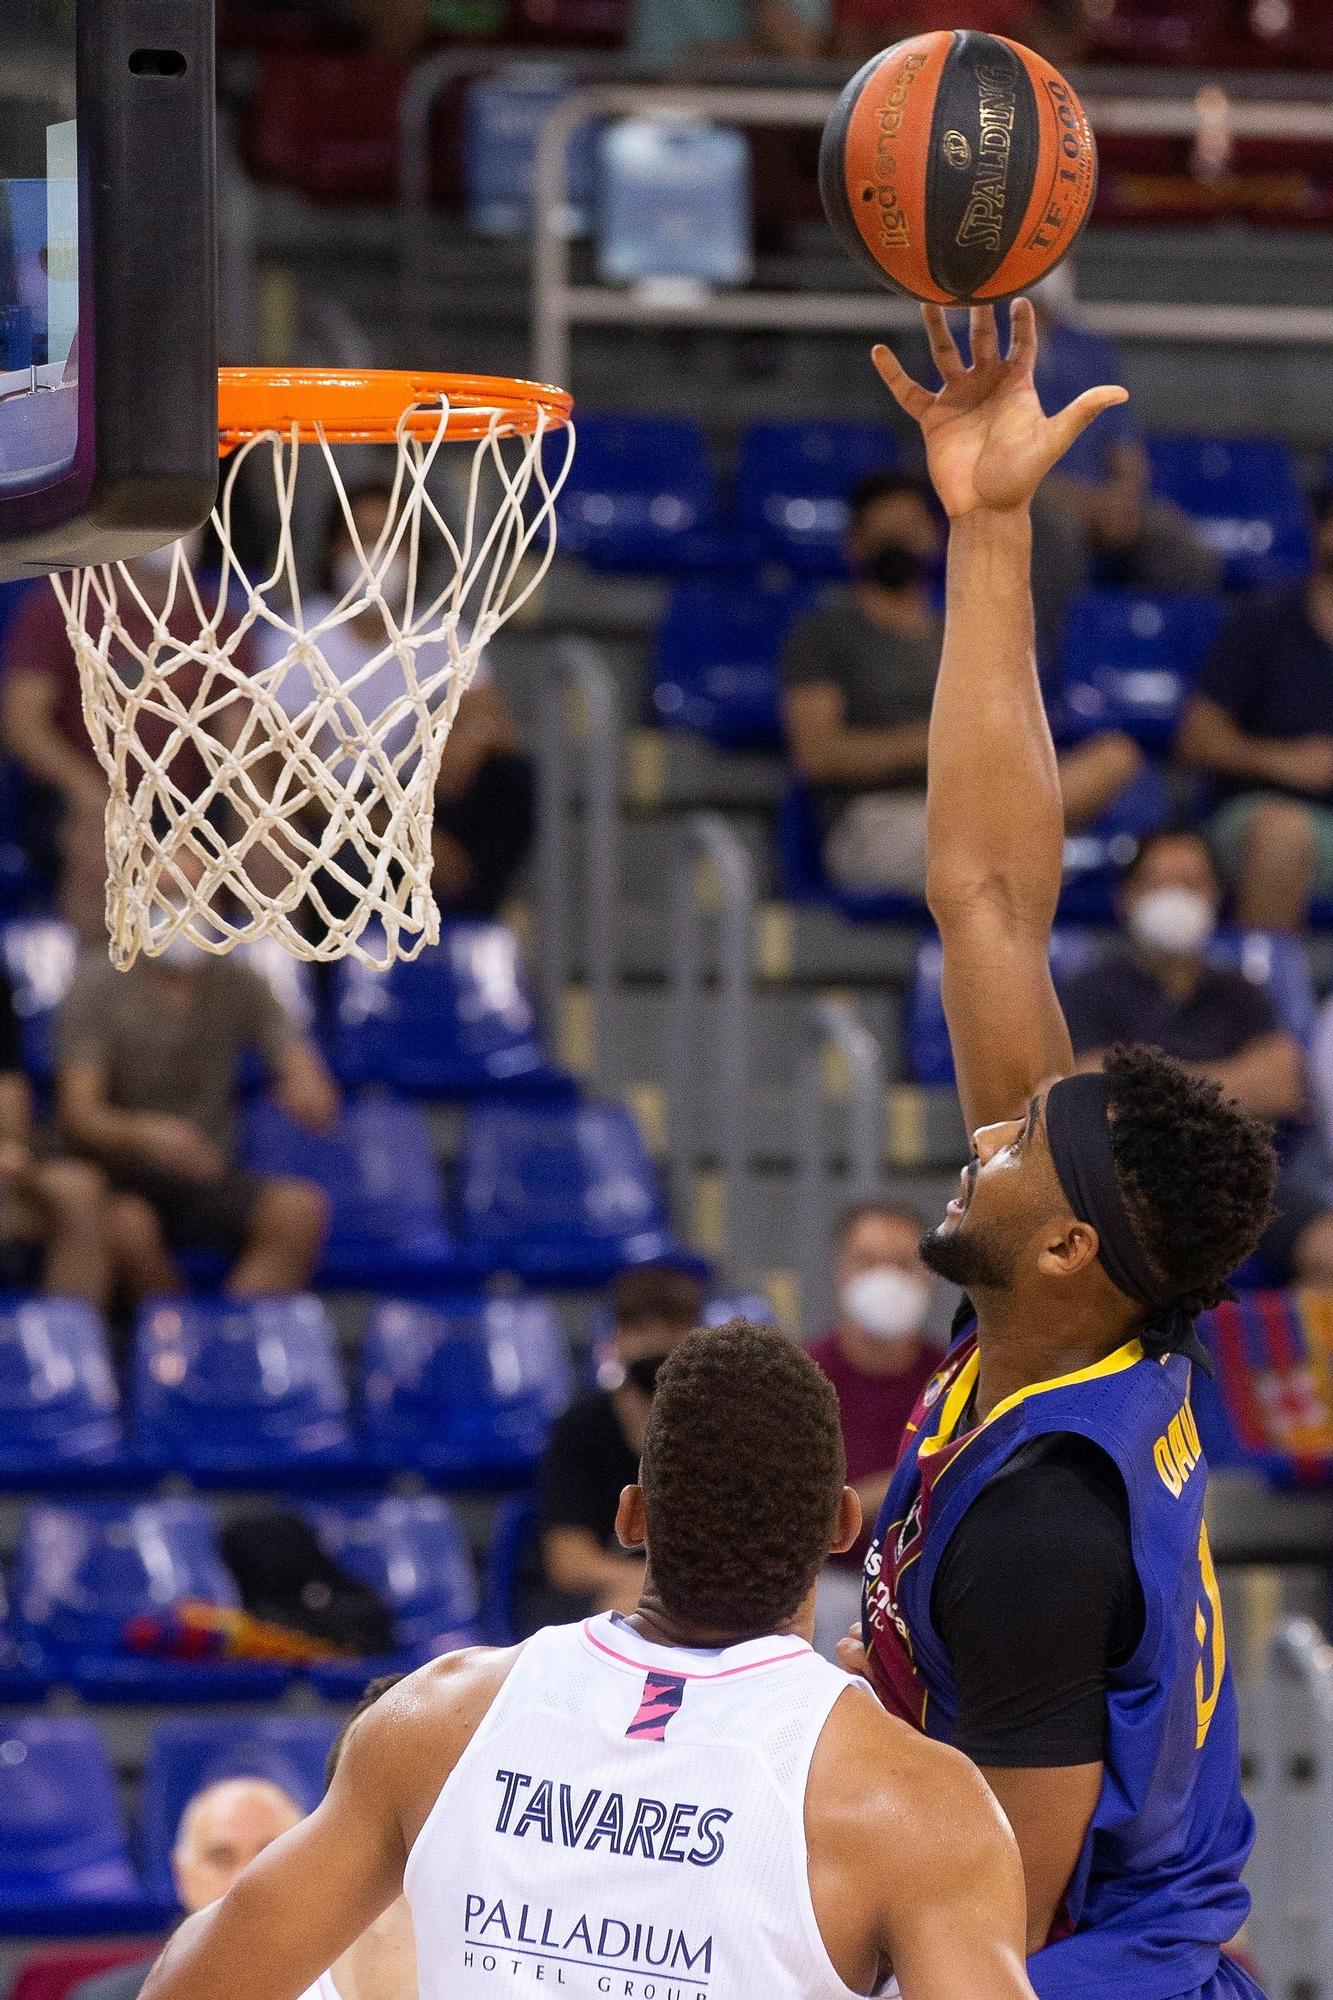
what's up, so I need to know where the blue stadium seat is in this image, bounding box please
[457,1101,678,1283]
[0,1567,44,1701]
[0,1719,142,1925]
[1145,436,1310,589]
[1057,762,1175,923]
[1,917,79,1082]
[483,1494,537,1647]
[0,1298,123,1479]
[737,422,900,573]
[243,1098,455,1288]
[14,1499,287,1700]
[361,1293,571,1481]
[653,576,812,749]
[131,1295,354,1478]
[139,1716,337,1903]
[329,925,567,1100]
[304,1497,481,1690]
[545,413,731,572]
[1058,591,1224,752]
[909,930,1099,1088]
[776,782,923,923]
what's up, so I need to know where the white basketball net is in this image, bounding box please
[49,391,574,969]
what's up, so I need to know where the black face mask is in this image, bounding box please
[626,1351,672,1397]
[859,541,927,593]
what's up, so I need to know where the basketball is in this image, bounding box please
[820,30,1097,305]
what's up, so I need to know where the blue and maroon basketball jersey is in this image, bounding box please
[864,1327,1255,2000]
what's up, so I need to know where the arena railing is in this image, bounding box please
[1249,1615,1333,1996]
[525,76,1333,388]
[665,812,755,1266]
[794,997,885,1330]
[534,636,623,1069]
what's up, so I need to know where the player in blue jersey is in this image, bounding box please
[855,301,1279,2000]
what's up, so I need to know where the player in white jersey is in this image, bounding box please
[140,1322,1036,2000]
[295,1679,418,2000]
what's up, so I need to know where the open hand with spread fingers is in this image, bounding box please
[873,301,1130,520]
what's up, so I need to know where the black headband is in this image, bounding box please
[1043,1071,1216,1374]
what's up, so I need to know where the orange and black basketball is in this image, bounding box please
[820,30,1097,305]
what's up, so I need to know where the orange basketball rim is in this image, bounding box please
[216,368,575,454]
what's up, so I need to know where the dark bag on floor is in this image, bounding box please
[220,1509,395,1655]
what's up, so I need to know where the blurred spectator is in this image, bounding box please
[0,539,255,942]
[0,960,121,1310]
[835,1,1087,67]
[254,480,535,925]
[299,1676,417,2000]
[68,1779,304,2000]
[1061,826,1333,1286]
[807,1200,938,1660]
[536,1263,705,1624]
[1177,484,1333,934]
[631,0,830,64]
[1027,266,1219,665]
[781,470,1143,896]
[55,932,337,1299]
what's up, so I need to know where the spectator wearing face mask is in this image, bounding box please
[535,1264,705,1627]
[0,532,254,941]
[807,1200,939,1661]
[781,470,1144,898]
[252,479,536,927]
[1061,826,1333,1287]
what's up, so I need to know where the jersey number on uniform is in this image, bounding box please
[1194,1523,1226,1750]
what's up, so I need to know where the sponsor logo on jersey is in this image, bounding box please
[463,1893,711,1994]
[493,1770,732,1867]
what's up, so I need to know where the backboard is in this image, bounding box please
[0,0,218,580]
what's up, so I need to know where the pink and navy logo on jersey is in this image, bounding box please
[626,1669,687,1742]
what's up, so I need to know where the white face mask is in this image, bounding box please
[839,1267,932,1342]
[1127,885,1216,958]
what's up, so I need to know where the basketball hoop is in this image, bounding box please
[51,368,575,970]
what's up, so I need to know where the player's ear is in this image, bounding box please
[1037,1217,1100,1281]
[615,1483,646,1552]
[830,1486,863,1559]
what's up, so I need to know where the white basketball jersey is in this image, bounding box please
[296,1974,340,2000]
[404,1614,873,2000]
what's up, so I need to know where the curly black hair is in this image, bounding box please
[1104,1044,1277,1317]
[640,1321,846,1636]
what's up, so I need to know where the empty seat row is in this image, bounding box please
[4,1494,481,1703]
[244,1097,677,1289]
[1,918,566,1102]
[552,416,1314,586]
[0,1291,571,1486]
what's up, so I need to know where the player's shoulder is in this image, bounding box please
[810,1680,1015,1883]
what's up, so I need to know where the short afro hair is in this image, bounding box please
[639,1321,846,1636]
[1104,1044,1277,1317]
[325,1673,405,1792]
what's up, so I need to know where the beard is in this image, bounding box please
[919,1219,1015,1291]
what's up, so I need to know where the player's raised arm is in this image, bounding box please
[873,303,1128,1131]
